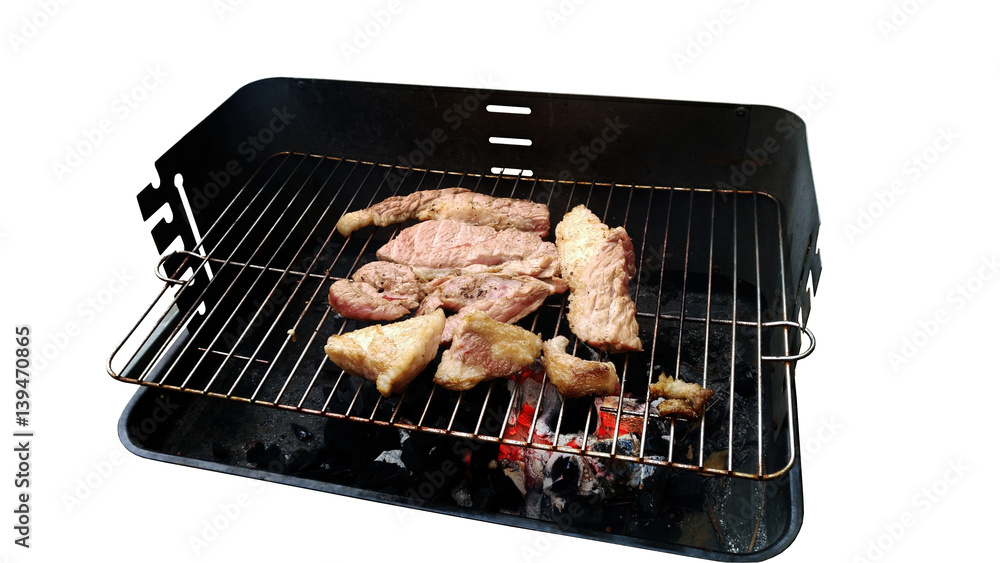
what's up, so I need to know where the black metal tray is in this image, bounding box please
[119,385,803,561]
[113,77,820,561]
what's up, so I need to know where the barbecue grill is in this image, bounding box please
[109,78,821,560]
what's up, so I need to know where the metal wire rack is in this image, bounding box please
[110,152,813,480]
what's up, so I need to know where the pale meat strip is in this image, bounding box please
[416,273,563,341]
[337,188,466,237]
[376,220,560,279]
[649,373,714,419]
[327,262,424,321]
[555,205,642,353]
[433,310,543,392]
[328,280,411,321]
[324,309,445,397]
[336,187,550,237]
[540,336,619,397]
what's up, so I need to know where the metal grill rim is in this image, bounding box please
[108,153,809,481]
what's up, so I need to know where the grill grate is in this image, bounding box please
[110,153,812,480]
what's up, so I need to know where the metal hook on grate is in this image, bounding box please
[154,250,204,285]
[761,320,816,362]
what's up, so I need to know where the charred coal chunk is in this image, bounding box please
[549,456,580,496]
[733,360,756,398]
[626,469,700,543]
[551,494,603,530]
[211,440,230,461]
[324,418,401,474]
[246,441,283,472]
[598,499,632,534]
[290,423,313,442]
[309,462,354,486]
[470,487,498,512]
[399,432,441,474]
[463,441,502,512]
[490,460,526,512]
[404,438,467,505]
[356,460,411,493]
[285,448,324,475]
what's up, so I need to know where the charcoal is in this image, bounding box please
[733,361,756,398]
[597,500,631,534]
[399,435,433,474]
[490,462,525,511]
[290,423,313,441]
[356,460,410,493]
[548,456,580,495]
[309,464,355,485]
[246,442,283,472]
[552,494,602,528]
[470,487,498,512]
[211,440,230,461]
[285,448,323,475]
[450,482,473,507]
[324,418,400,473]
[400,433,451,475]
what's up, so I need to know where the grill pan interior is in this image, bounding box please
[113,154,803,479]
[110,78,820,560]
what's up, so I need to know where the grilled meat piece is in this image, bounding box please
[649,373,714,419]
[324,309,445,397]
[352,262,424,309]
[337,188,465,237]
[328,280,411,321]
[433,310,543,392]
[540,336,619,398]
[555,205,642,353]
[336,187,550,237]
[328,262,424,321]
[417,273,563,341]
[377,220,560,279]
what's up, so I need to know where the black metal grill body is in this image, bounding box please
[112,78,821,561]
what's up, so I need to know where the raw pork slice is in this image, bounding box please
[540,336,619,398]
[433,311,543,392]
[336,187,550,237]
[328,262,424,321]
[649,373,714,419]
[416,273,563,341]
[324,309,445,397]
[555,205,642,353]
[377,220,560,279]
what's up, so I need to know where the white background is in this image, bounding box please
[2,1,999,561]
